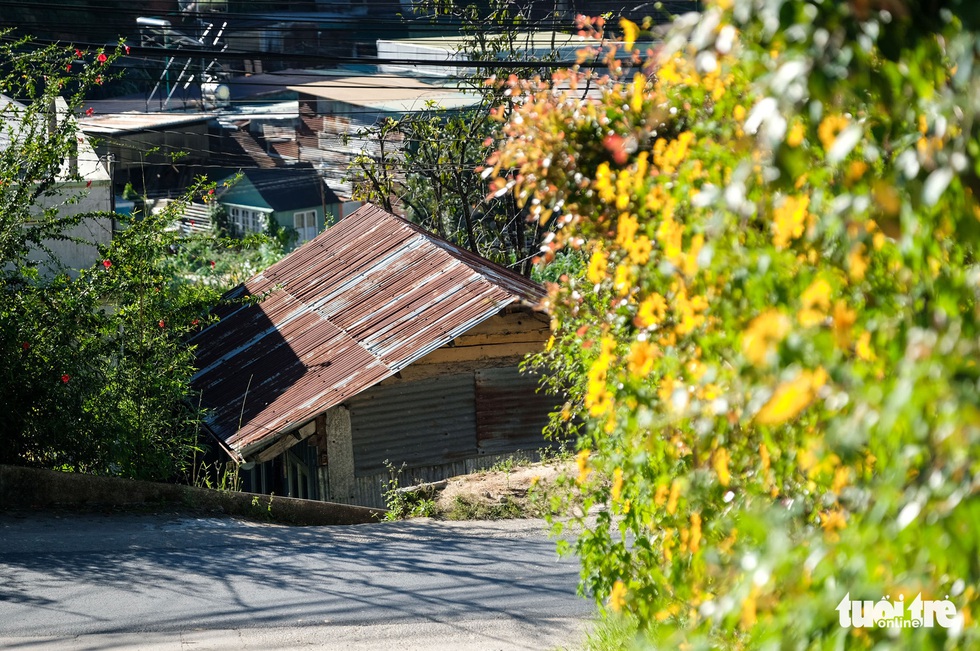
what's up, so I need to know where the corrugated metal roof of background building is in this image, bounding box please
[190,204,545,458]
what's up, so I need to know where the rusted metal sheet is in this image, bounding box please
[348,374,477,476]
[190,204,545,458]
[475,367,557,454]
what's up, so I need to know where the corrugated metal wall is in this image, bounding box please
[475,367,555,455]
[348,373,477,476]
[343,366,562,508]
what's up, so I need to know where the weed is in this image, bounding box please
[249,493,275,520]
[486,451,535,474]
[382,462,437,520]
[190,460,241,492]
[583,613,642,651]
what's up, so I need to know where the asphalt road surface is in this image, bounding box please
[0,510,593,650]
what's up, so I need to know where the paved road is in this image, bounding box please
[0,511,592,650]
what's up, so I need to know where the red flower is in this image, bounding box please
[61,374,70,384]
[124,45,131,55]
[158,320,165,329]
[66,64,71,73]
[75,49,83,58]
[85,107,94,116]
[86,180,92,188]
[97,53,107,64]
[21,342,29,351]
[102,259,111,269]
[192,319,200,326]
[95,75,103,85]
[209,260,215,269]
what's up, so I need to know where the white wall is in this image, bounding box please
[32,104,114,276]
[32,180,113,276]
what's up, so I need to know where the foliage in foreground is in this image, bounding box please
[492,0,980,647]
[0,37,222,481]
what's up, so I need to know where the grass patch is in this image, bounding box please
[583,613,641,651]
[443,494,526,520]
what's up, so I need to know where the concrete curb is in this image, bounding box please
[0,465,385,525]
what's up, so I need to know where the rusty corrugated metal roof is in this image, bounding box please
[190,204,545,458]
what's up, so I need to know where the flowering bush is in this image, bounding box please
[0,38,221,481]
[492,0,980,647]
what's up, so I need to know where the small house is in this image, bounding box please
[191,204,558,507]
[216,167,343,247]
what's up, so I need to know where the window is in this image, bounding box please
[294,210,318,243]
[228,206,266,236]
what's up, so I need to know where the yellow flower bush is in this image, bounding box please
[494,0,980,647]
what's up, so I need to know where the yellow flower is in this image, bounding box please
[733,105,746,122]
[821,509,847,538]
[594,162,615,203]
[846,160,868,186]
[818,114,849,152]
[657,374,675,404]
[656,56,682,86]
[673,286,709,336]
[615,213,639,247]
[627,235,652,265]
[584,336,616,417]
[798,278,831,327]
[689,512,702,554]
[630,72,645,113]
[620,18,639,51]
[741,586,759,629]
[576,449,591,484]
[627,340,660,377]
[587,246,608,284]
[655,482,669,506]
[634,152,649,190]
[666,479,681,514]
[661,529,675,563]
[741,309,790,366]
[856,331,875,361]
[656,213,684,263]
[635,292,667,328]
[611,467,624,502]
[680,233,704,277]
[609,580,628,611]
[848,243,868,281]
[585,382,612,416]
[786,121,806,147]
[772,194,810,249]
[801,278,831,309]
[832,301,856,349]
[654,131,695,175]
[713,447,731,487]
[759,443,771,473]
[755,368,828,425]
[613,264,633,296]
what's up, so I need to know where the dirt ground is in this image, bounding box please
[427,460,573,519]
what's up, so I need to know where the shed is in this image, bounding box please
[191,204,558,507]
